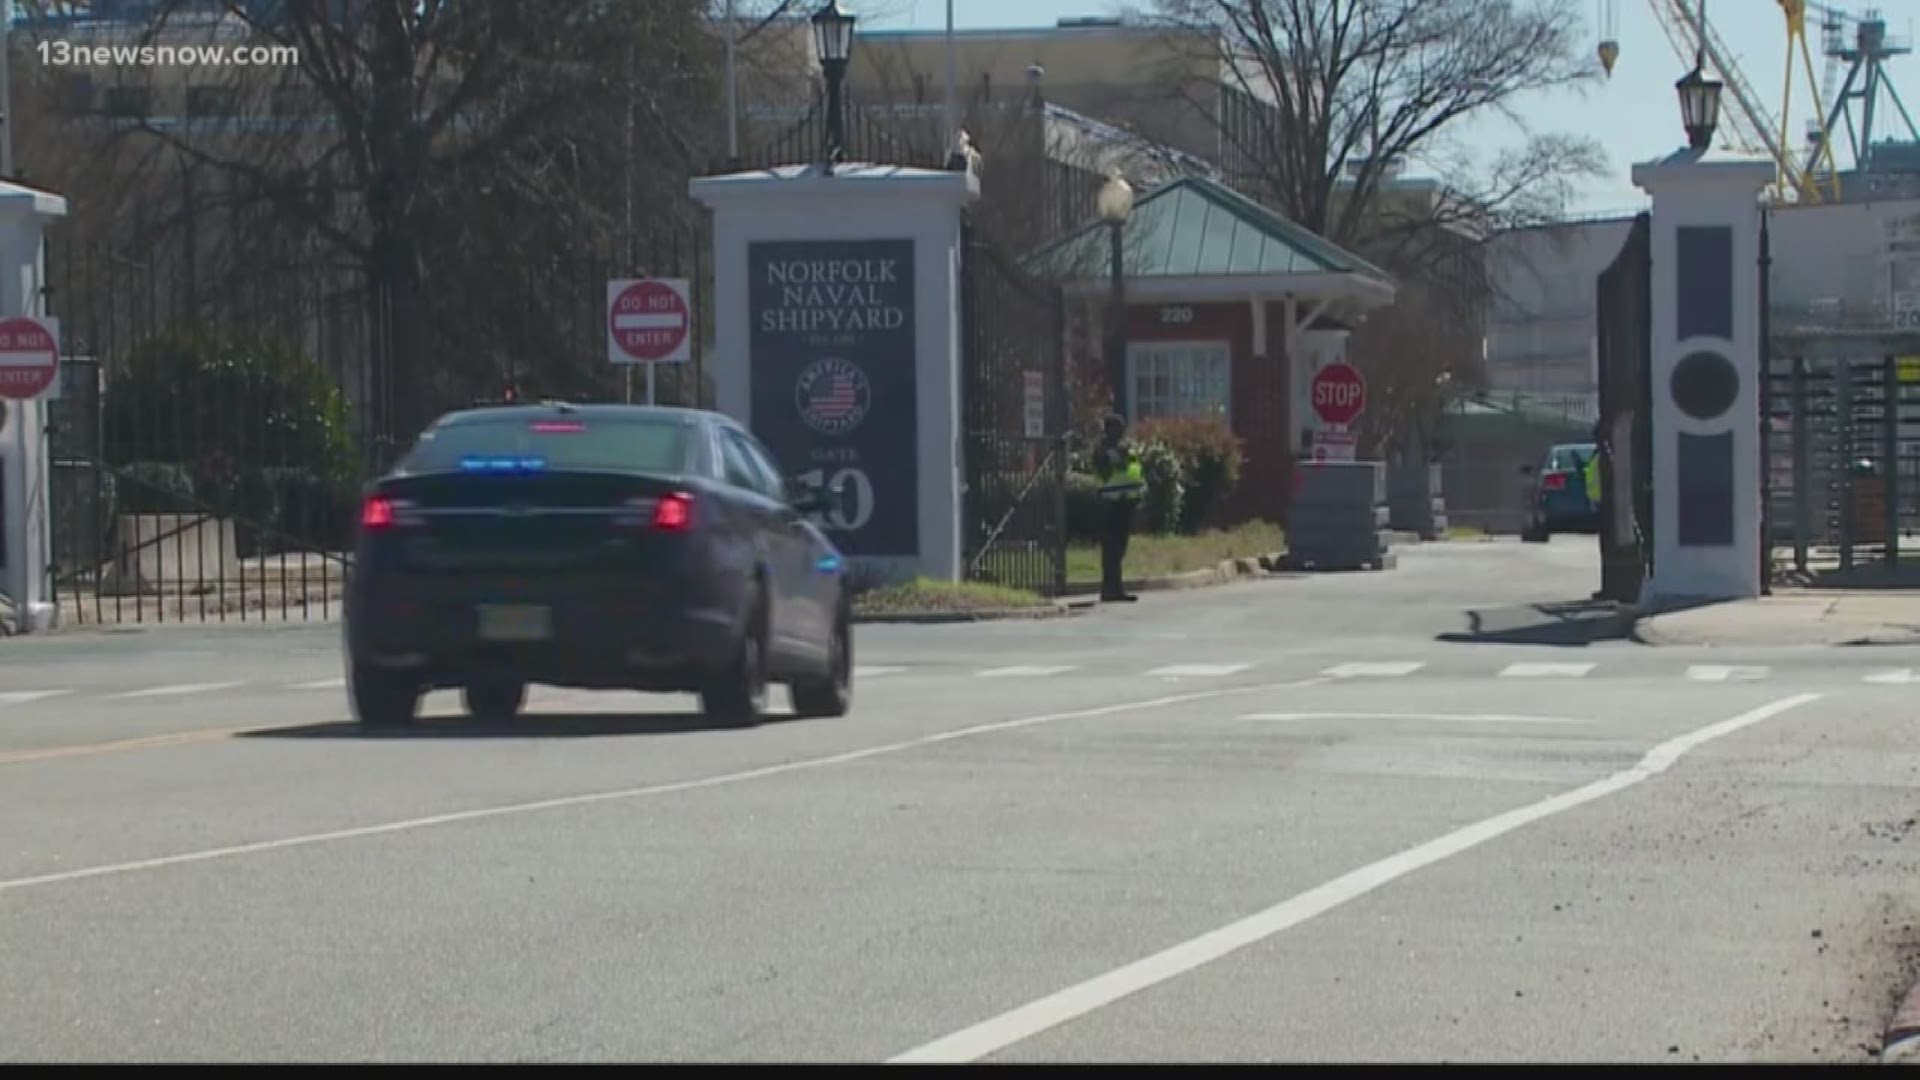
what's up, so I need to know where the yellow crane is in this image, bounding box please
[1779,1,1844,201]
[1602,0,1831,203]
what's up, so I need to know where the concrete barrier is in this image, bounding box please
[96,514,239,596]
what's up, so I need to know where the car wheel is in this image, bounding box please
[790,607,852,719]
[463,678,527,721]
[350,662,420,728]
[702,598,768,728]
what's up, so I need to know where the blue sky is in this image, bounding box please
[867,0,1920,213]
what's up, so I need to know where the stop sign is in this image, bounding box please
[0,316,59,401]
[607,279,691,364]
[1311,362,1366,426]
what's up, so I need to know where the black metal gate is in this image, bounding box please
[1594,213,1654,603]
[958,220,1068,597]
[1767,332,1920,580]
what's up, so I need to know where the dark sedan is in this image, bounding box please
[343,403,852,729]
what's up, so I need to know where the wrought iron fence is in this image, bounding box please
[42,222,712,626]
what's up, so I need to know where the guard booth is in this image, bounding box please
[0,182,68,633]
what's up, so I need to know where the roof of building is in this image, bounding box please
[1029,175,1392,283]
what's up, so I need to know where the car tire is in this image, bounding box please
[790,607,853,719]
[702,595,768,729]
[350,662,420,728]
[463,678,527,721]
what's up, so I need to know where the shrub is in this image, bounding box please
[1136,439,1185,535]
[100,325,360,553]
[1132,415,1244,533]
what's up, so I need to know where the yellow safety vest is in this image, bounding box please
[1098,452,1146,501]
[1583,452,1602,504]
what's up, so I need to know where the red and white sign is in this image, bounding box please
[1311,426,1355,463]
[1310,362,1367,426]
[607,278,691,365]
[0,316,59,401]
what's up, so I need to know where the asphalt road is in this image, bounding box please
[2,536,1917,1063]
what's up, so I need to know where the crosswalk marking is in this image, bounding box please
[855,666,908,679]
[1323,661,1425,678]
[976,666,1078,678]
[1686,665,1769,683]
[1243,711,1586,725]
[109,682,242,699]
[1498,662,1596,679]
[0,690,70,707]
[1866,669,1919,685]
[288,677,347,691]
[1146,663,1251,679]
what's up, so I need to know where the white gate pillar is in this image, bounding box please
[1632,149,1774,602]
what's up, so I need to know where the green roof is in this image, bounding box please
[1029,176,1392,283]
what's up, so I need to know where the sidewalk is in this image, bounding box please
[1633,591,1920,647]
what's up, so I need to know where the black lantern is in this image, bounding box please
[810,0,856,64]
[811,1,857,169]
[1675,63,1723,152]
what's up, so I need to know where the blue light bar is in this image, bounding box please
[815,554,843,574]
[459,455,547,473]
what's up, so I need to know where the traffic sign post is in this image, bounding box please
[0,315,59,401]
[1309,362,1366,463]
[607,279,692,406]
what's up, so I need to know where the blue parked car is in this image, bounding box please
[1521,442,1600,541]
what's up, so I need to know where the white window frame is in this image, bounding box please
[1125,340,1233,425]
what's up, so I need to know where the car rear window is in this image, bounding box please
[398,416,691,475]
[1548,446,1594,472]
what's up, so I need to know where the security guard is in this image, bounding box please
[1582,443,1603,517]
[1092,413,1146,603]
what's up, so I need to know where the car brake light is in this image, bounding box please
[1542,472,1567,491]
[652,493,693,531]
[361,496,397,529]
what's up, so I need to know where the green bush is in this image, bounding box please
[1136,440,1185,535]
[1133,415,1244,533]
[101,326,359,553]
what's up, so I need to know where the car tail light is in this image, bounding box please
[618,493,695,531]
[1542,472,1567,491]
[360,496,419,530]
[361,495,398,529]
[652,492,694,531]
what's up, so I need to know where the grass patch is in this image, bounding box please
[852,577,1049,616]
[1067,520,1286,585]
[1445,524,1488,540]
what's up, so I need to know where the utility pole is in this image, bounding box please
[725,0,739,166]
[1,0,15,178]
[942,0,955,152]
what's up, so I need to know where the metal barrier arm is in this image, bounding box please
[968,444,1062,578]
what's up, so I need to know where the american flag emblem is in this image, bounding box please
[797,358,870,435]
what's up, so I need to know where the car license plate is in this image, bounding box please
[477,603,551,642]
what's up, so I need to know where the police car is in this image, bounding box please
[343,403,853,729]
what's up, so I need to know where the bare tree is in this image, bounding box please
[1143,0,1608,452]
[28,0,728,446]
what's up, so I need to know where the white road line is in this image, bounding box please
[1146,664,1251,679]
[289,677,346,691]
[1686,665,1769,683]
[0,690,71,707]
[0,675,1335,895]
[855,666,908,679]
[889,692,1823,1064]
[1241,711,1586,725]
[1866,669,1919,685]
[976,666,1077,678]
[109,682,242,700]
[1498,662,1596,679]
[1322,661,1425,678]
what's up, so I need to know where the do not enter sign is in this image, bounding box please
[607,278,691,365]
[1311,362,1367,426]
[0,316,60,401]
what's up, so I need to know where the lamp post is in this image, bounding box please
[1674,0,1723,152]
[811,1,857,172]
[1098,173,1135,418]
